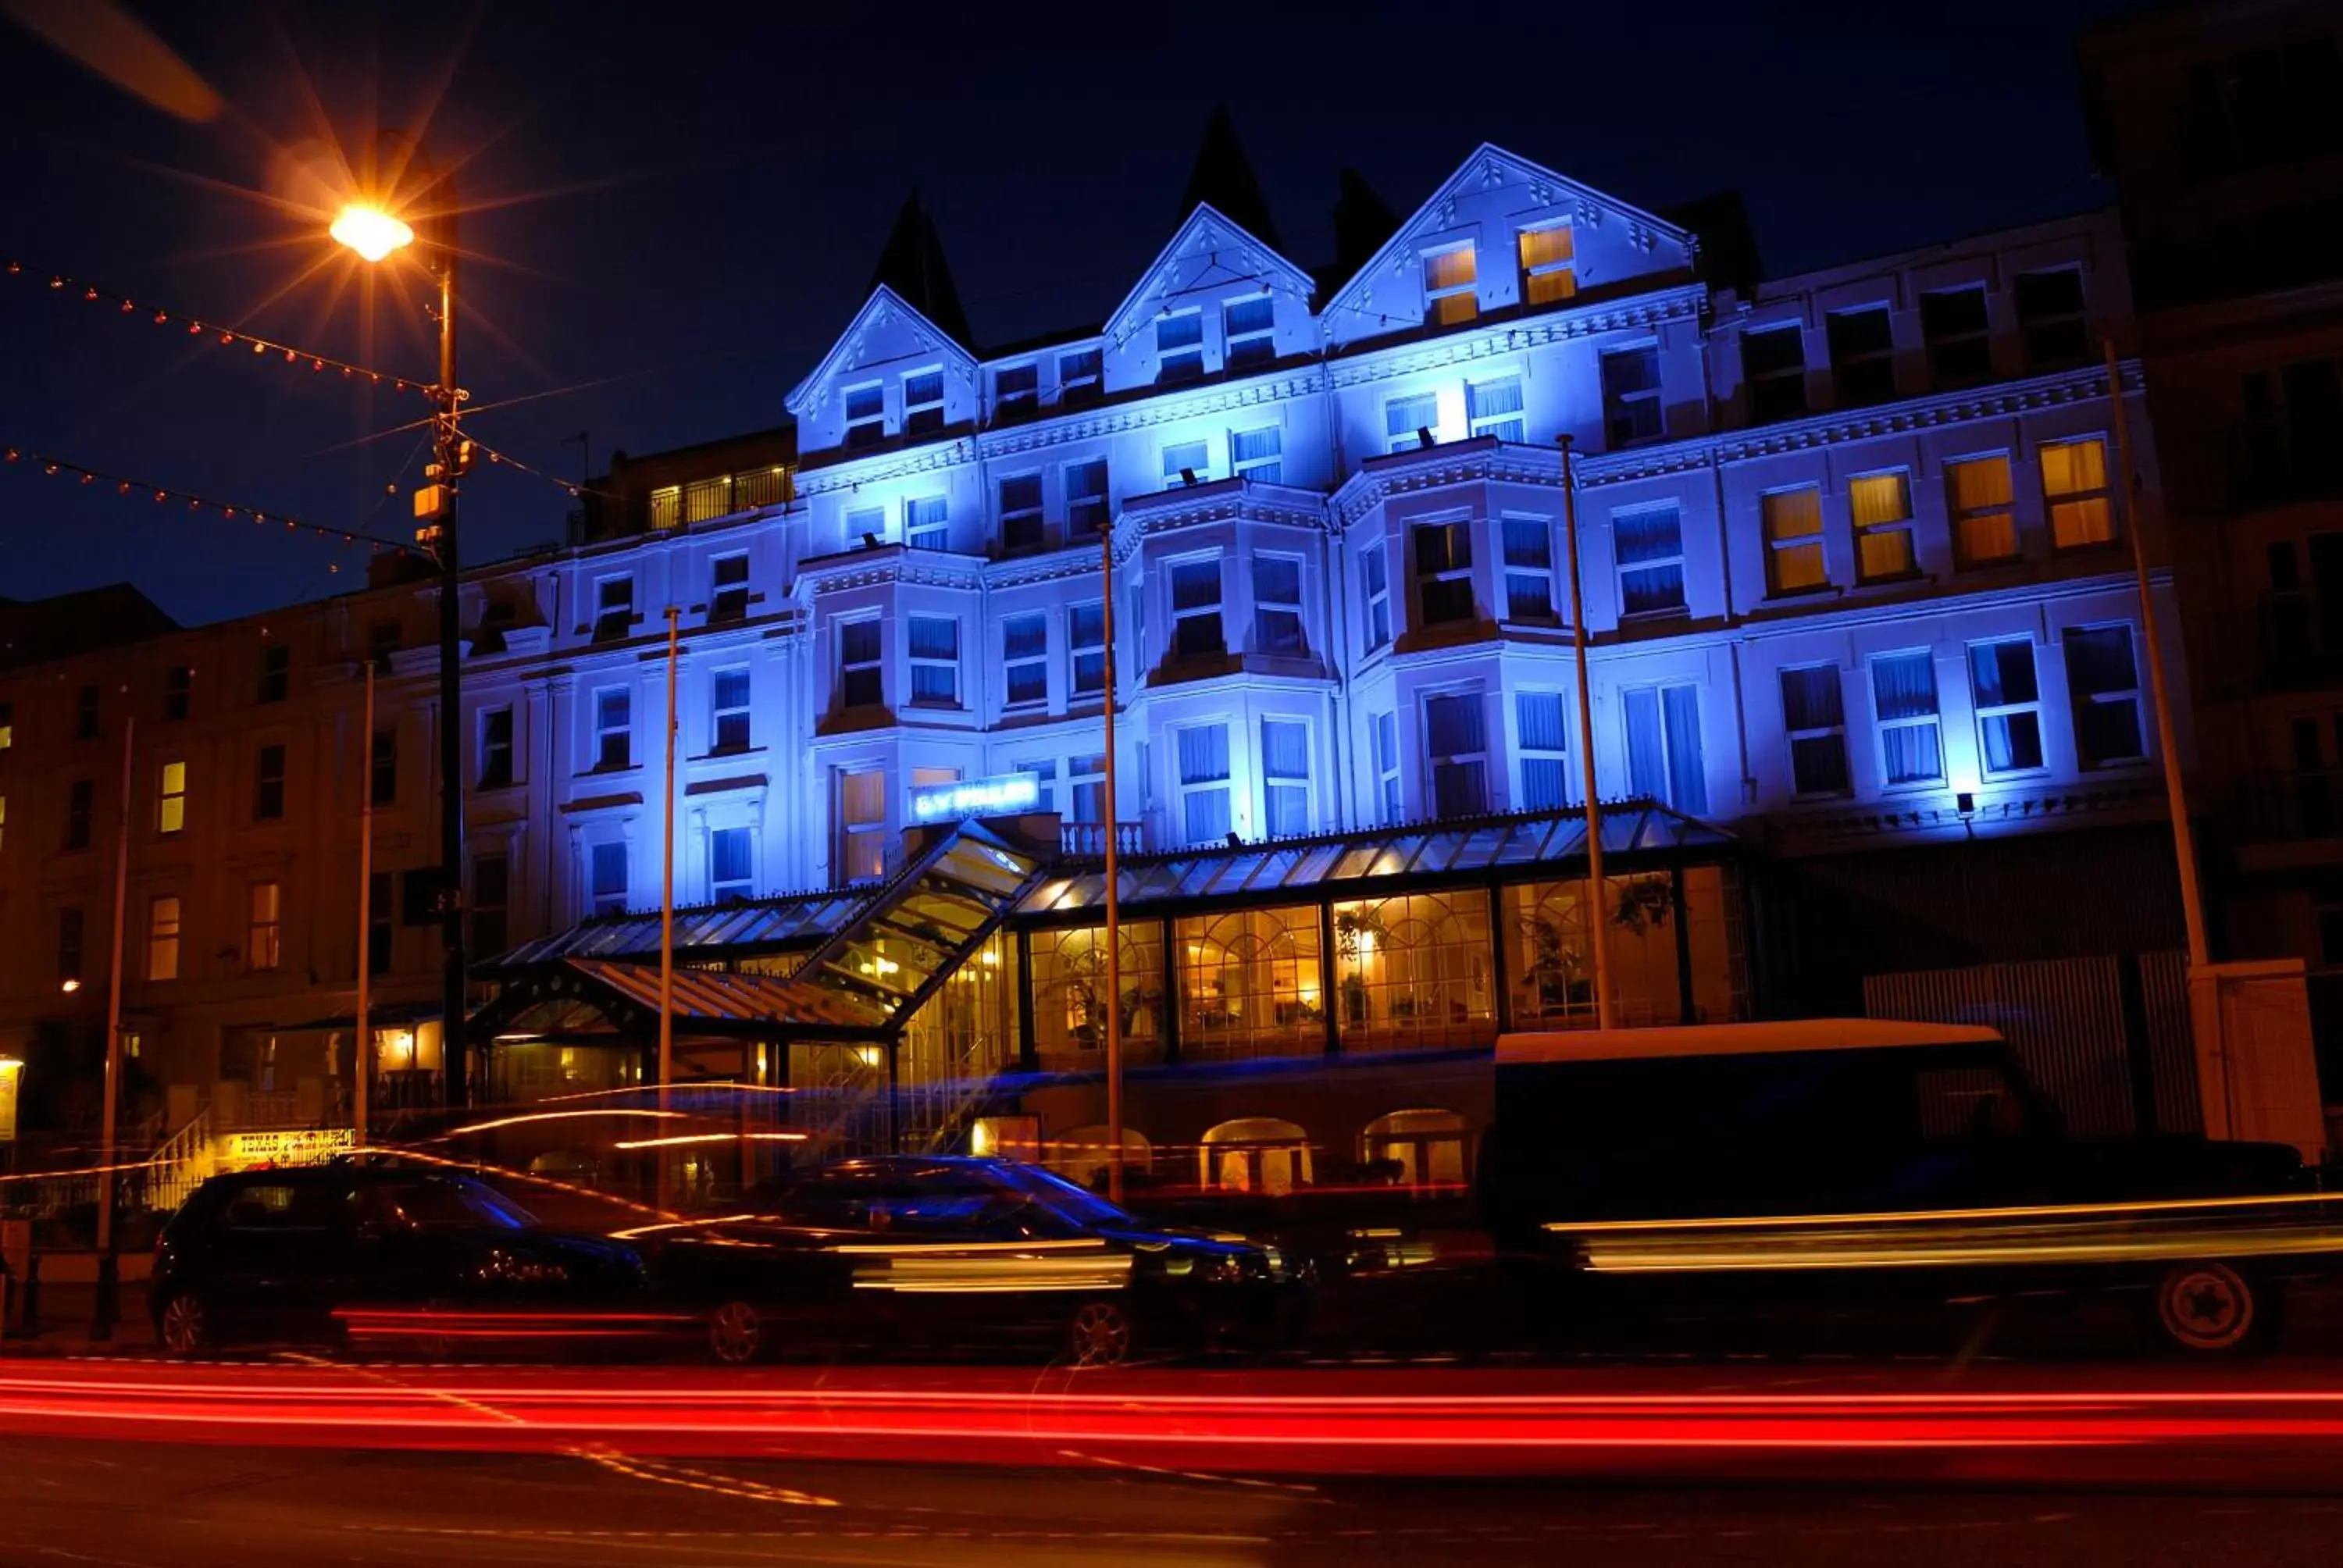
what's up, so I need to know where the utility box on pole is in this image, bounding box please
[2188,958,2326,1164]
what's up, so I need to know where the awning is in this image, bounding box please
[466,957,896,1046]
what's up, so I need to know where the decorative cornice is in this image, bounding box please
[1125,482,1332,537]
[801,553,983,597]
[797,435,979,496]
[1327,287,1707,390]
[1332,440,1566,528]
[975,371,1321,461]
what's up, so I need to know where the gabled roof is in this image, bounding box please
[1179,105,1284,255]
[784,283,980,418]
[1101,201,1316,350]
[1324,142,1698,327]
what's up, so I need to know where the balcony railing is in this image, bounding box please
[1059,821,1146,857]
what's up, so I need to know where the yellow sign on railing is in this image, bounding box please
[220,1128,355,1167]
[0,1057,22,1144]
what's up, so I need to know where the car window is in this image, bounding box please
[370,1178,533,1230]
[220,1181,350,1231]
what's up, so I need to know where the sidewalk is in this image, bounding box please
[4,1271,155,1356]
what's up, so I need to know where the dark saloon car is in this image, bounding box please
[652,1156,1298,1367]
[151,1163,651,1354]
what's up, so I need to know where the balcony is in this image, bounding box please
[1059,821,1146,857]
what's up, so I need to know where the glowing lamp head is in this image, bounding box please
[59,978,80,993]
[330,205,415,263]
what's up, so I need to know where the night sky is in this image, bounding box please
[1,0,2143,627]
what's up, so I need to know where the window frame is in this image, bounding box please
[1259,717,1312,838]
[1612,502,1689,618]
[1000,611,1049,709]
[711,665,752,755]
[593,576,634,643]
[1968,637,2047,778]
[1599,344,1664,447]
[1421,241,1478,326]
[1168,556,1226,661]
[1156,309,1205,383]
[1065,458,1110,534]
[1762,485,1831,596]
[593,686,632,771]
[1414,519,1477,627]
[247,880,282,972]
[1373,710,1403,825]
[1230,424,1282,483]
[900,367,946,437]
[1423,690,1489,817]
[147,893,181,982]
[1069,601,1107,697]
[1467,374,1527,444]
[2015,267,2089,370]
[708,825,754,905]
[1517,223,1576,307]
[1826,304,1898,406]
[2041,436,2118,551]
[1778,664,1851,798]
[163,664,192,722]
[1222,294,1276,372]
[256,646,290,706]
[904,495,949,551]
[1945,453,2020,568]
[1742,322,1809,422]
[1500,513,1557,622]
[1849,469,1919,583]
[834,768,888,885]
[1361,542,1393,651]
[997,471,1045,554]
[589,841,629,918]
[2064,622,2148,768]
[1252,554,1307,655]
[159,760,187,835]
[843,380,886,448]
[1919,283,1993,387]
[1057,347,1102,404]
[479,706,515,789]
[838,617,884,711]
[253,743,287,821]
[907,615,962,708]
[1868,649,1946,789]
[1515,690,1571,811]
[709,552,751,622]
[993,362,1039,422]
[1385,390,1440,454]
[1161,438,1209,488]
[1175,722,1234,846]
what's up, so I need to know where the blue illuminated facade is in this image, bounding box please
[444,145,2171,921]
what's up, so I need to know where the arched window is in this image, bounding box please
[1363,1107,1470,1189]
[1200,1117,1313,1196]
[1047,1124,1153,1191]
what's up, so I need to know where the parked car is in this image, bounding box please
[1480,1020,2336,1356]
[150,1162,651,1354]
[652,1155,1300,1367]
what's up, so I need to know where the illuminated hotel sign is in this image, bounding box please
[0,1057,20,1143]
[222,1128,357,1167]
[908,772,1042,824]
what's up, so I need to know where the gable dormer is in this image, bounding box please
[1322,144,1699,351]
[1100,203,1316,395]
[785,285,982,459]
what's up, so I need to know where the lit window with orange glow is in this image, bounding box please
[1518,223,1575,306]
[1422,243,1478,326]
[158,760,187,835]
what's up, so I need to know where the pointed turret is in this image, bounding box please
[1177,105,1282,253]
[867,189,972,348]
[1332,167,1400,281]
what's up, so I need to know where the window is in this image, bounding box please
[594,687,631,769]
[1414,521,1475,626]
[840,619,883,709]
[1130,582,1147,679]
[837,504,884,552]
[590,841,629,918]
[1870,651,1944,786]
[736,465,787,511]
[0,700,11,748]
[593,577,633,643]
[1849,471,1917,581]
[1624,685,1708,812]
[247,882,282,971]
[1261,719,1311,836]
[1065,459,1109,533]
[2042,437,2115,550]
[1068,752,1106,825]
[1422,244,1478,326]
[904,496,948,551]
[368,871,393,972]
[2065,624,2145,766]
[1778,665,1849,796]
[649,485,681,531]
[1176,724,1232,843]
[993,362,1038,422]
[370,726,397,807]
[1157,311,1204,381]
[1362,543,1393,650]
[1070,602,1107,697]
[257,645,290,704]
[1231,425,1282,483]
[158,761,187,835]
[908,616,961,707]
[1425,693,1488,816]
[711,667,751,754]
[1001,613,1047,707]
[1373,711,1403,824]
[1613,503,1688,616]
[254,743,286,821]
[999,472,1044,553]
[1518,223,1575,306]
[147,894,180,982]
[73,682,100,740]
[1517,692,1570,811]
[1501,515,1554,621]
[1920,285,1992,387]
[1223,295,1275,371]
[479,706,514,788]
[1467,376,1525,443]
[1599,345,1664,446]
[1378,392,1441,461]
[65,778,93,850]
[1058,347,1101,404]
[1013,759,1056,811]
[1827,305,1896,405]
[1170,558,1225,659]
[1253,556,1305,654]
[683,476,731,524]
[1743,323,1808,422]
[710,554,750,622]
[163,665,191,722]
[0,794,6,856]
[844,382,886,449]
[1763,486,1829,594]
[58,907,84,985]
[1946,454,2019,565]
[902,369,945,437]
[2016,269,2088,369]
[1161,439,1208,487]
[1970,640,2045,775]
[709,826,753,904]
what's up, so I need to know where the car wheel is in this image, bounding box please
[1067,1299,1133,1368]
[2155,1261,2266,1354]
[158,1291,210,1356]
[708,1300,766,1366]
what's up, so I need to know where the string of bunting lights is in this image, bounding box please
[2,257,458,402]
[2,444,426,566]
[464,434,593,500]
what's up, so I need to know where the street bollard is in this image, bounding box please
[89,1250,117,1342]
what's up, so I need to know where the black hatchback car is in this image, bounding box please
[651,1156,1298,1367]
[151,1163,649,1354]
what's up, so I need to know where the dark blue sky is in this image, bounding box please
[1,0,2142,626]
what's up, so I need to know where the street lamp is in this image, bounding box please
[331,157,470,1114]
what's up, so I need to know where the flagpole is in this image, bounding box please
[91,712,134,1339]
[355,665,375,1149]
[658,606,679,1210]
[1560,436,1617,1030]
[1099,519,1125,1206]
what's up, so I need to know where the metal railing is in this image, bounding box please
[1059,821,1145,857]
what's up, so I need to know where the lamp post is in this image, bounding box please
[331,155,469,1111]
